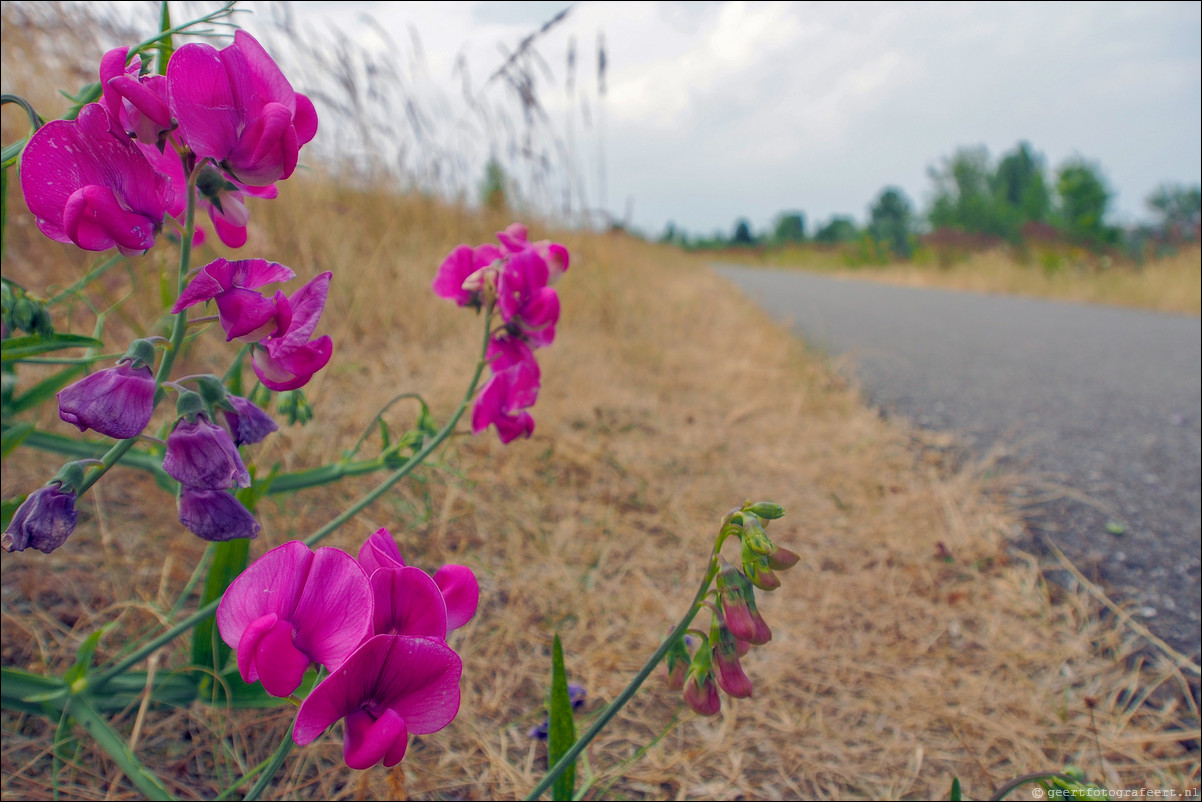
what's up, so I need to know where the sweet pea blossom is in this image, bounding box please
[20,103,171,255]
[357,529,480,632]
[1,482,78,554]
[167,30,318,186]
[496,250,559,347]
[217,541,374,697]
[173,258,296,342]
[250,271,334,391]
[293,634,463,770]
[217,395,278,447]
[98,47,172,146]
[495,223,570,282]
[431,243,502,307]
[178,488,260,542]
[471,336,540,443]
[57,352,156,440]
[163,413,251,490]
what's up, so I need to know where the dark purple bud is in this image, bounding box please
[163,414,251,489]
[220,395,278,446]
[767,546,800,571]
[57,360,155,440]
[712,620,754,699]
[717,559,772,645]
[2,482,78,554]
[178,488,260,541]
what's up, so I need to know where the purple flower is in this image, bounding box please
[163,414,251,490]
[20,103,172,255]
[528,683,587,740]
[250,272,334,391]
[682,649,721,717]
[2,482,78,554]
[431,243,502,307]
[471,337,540,444]
[173,258,296,342]
[293,634,463,770]
[496,250,559,348]
[496,223,570,283]
[178,488,260,542]
[711,621,753,699]
[98,47,173,146]
[217,541,374,697]
[58,359,155,440]
[167,30,318,186]
[217,395,278,447]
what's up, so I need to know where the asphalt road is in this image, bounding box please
[714,264,1201,662]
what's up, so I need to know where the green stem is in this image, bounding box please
[45,253,125,306]
[525,555,722,801]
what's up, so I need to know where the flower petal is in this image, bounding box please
[216,541,312,649]
[357,528,406,573]
[433,565,479,630]
[371,567,448,639]
[343,708,408,770]
[291,548,374,670]
[236,613,311,697]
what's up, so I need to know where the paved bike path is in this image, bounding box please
[714,264,1201,661]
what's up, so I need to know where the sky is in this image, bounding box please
[239,1,1202,238]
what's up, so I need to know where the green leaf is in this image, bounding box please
[949,776,962,801]
[1,138,26,171]
[1,333,103,363]
[0,498,20,533]
[201,668,318,709]
[64,625,109,687]
[156,2,174,75]
[1,422,35,458]
[548,634,577,802]
[8,363,86,415]
[67,695,176,800]
[192,538,250,676]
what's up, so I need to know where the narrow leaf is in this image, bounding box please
[156,2,174,75]
[67,695,176,800]
[950,776,962,801]
[192,538,250,675]
[1,334,104,363]
[1,422,35,458]
[548,634,577,802]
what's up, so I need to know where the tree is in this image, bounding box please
[813,216,858,244]
[1146,184,1201,240]
[1056,159,1116,245]
[868,187,914,259]
[994,141,1051,228]
[481,158,509,212]
[732,218,754,245]
[772,211,806,243]
[927,145,1005,237]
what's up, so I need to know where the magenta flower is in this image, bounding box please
[711,621,753,699]
[217,541,374,697]
[98,47,172,146]
[716,560,772,645]
[167,30,318,186]
[357,529,479,631]
[682,649,721,717]
[293,634,463,770]
[431,243,502,307]
[58,357,155,440]
[496,223,570,283]
[173,258,296,342]
[251,272,334,391]
[496,250,559,347]
[178,488,260,542]
[163,413,251,490]
[432,564,479,631]
[370,567,448,639]
[1,482,78,554]
[20,103,171,255]
[471,337,540,444]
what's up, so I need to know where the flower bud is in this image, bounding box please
[767,546,801,571]
[741,515,776,557]
[741,540,781,591]
[277,390,313,426]
[682,647,721,716]
[662,631,693,691]
[711,619,753,699]
[2,480,78,554]
[716,559,772,645]
[219,395,279,447]
[745,501,786,520]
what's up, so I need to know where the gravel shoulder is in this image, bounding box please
[714,263,1202,662]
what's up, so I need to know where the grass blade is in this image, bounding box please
[547,633,577,802]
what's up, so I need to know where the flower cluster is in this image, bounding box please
[20,31,315,252]
[665,503,799,716]
[432,224,570,443]
[217,528,478,769]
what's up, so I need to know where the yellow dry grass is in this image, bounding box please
[2,174,1199,801]
[727,245,1202,316]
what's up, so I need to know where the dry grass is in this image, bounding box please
[2,173,1199,800]
[723,244,1202,316]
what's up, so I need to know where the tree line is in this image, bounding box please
[660,141,1201,262]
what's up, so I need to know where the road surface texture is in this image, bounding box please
[714,264,1201,663]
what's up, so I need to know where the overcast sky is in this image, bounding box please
[243,1,1201,237]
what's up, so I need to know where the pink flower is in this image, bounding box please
[716,560,772,645]
[250,271,334,391]
[496,223,570,282]
[358,529,479,632]
[471,336,540,444]
[98,47,172,146]
[682,650,721,717]
[432,564,479,631]
[431,243,502,307]
[370,567,449,639]
[217,541,374,697]
[496,250,559,347]
[293,634,463,770]
[20,103,172,255]
[167,30,318,185]
[173,258,295,342]
[711,621,753,699]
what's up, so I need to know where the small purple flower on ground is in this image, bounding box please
[293,634,463,769]
[2,482,78,554]
[217,541,373,697]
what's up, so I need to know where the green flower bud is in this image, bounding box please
[741,515,776,557]
[277,389,313,426]
[745,501,786,520]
